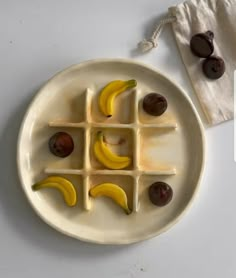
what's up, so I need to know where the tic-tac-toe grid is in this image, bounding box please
[45,88,177,212]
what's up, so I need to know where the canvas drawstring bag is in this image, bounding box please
[138,0,235,125]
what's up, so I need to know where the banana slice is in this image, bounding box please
[32,176,77,207]
[94,131,131,169]
[99,80,137,117]
[90,183,131,214]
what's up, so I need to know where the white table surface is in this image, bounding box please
[0,0,235,277]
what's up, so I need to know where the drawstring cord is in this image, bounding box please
[138,15,177,53]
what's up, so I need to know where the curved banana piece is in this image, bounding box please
[90,183,131,214]
[99,79,137,117]
[32,176,77,207]
[99,80,125,116]
[94,131,131,169]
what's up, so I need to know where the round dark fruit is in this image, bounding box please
[49,132,74,158]
[148,182,173,207]
[190,31,214,58]
[202,56,225,79]
[143,93,168,116]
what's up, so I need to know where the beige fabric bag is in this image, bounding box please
[139,0,235,125]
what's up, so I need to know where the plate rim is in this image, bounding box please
[17,58,206,244]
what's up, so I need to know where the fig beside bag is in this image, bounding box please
[139,0,235,125]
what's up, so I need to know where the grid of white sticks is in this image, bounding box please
[45,88,177,212]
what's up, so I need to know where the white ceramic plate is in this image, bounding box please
[17,59,205,244]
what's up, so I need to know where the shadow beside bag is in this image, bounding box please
[139,0,235,125]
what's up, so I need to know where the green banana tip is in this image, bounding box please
[32,184,38,191]
[97,131,103,137]
[126,208,132,215]
[97,131,105,142]
[89,190,93,197]
[127,79,137,87]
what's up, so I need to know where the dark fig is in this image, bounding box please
[148,182,173,207]
[190,31,214,58]
[143,93,168,116]
[49,132,74,158]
